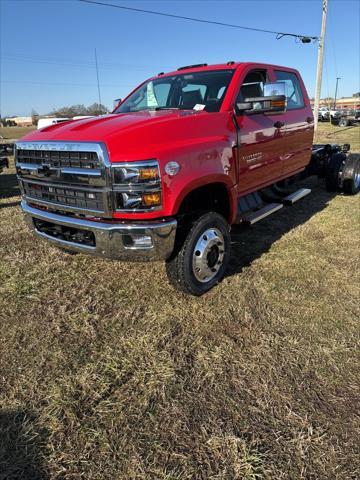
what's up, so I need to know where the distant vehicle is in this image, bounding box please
[0,143,14,154]
[0,156,9,173]
[0,142,14,173]
[331,108,360,127]
[37,116,95,130]
[37,118,70,130]
[312,106,330,121]
[73,116,94,120]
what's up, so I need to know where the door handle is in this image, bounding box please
[306,117,313,124]
[274,121,285,128]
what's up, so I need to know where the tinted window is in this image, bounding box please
[217,86,226,99]
[154,83,171,105]
[274,70,304,110]
[236,70,267,103]
[115,70,235,113]
[182,83,207,100]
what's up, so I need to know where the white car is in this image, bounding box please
[319,107,330,121]
[37,117,70,130]
[312,107,330,121]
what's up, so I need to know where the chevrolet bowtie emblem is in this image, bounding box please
[37,164,51,177]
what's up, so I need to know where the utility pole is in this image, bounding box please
[333,77,341,110]
[94,48,102,107]
[313,0,328,132]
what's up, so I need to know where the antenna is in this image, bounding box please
[94,48,102,106]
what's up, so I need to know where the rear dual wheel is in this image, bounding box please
[166,212,230,296]
[325,153,360,195]
[343,153,360,195]
[325,153,345,192]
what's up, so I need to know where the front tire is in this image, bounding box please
[166,212,231,295]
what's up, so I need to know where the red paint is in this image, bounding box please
[21,62,314,224]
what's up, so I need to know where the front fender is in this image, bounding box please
[111,111,238,220]
[170,175,237,223]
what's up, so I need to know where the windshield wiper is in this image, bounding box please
[154,107,181,111]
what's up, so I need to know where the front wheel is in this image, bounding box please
[166,212,231,295]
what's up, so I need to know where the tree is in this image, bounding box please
[31,109,40,126]
[86,103,108,116]
[50,104,88,118]
[49,103,108,118]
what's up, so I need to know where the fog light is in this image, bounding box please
[142,192,161,207]
[131,234,152,247]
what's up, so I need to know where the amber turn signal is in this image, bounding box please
[138,167,159,181]
[270,99,286,109]
[142,192,161,207]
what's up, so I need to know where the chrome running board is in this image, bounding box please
[282,188,311,205]
[242,203,283,225]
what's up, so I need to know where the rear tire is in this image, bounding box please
[338,118,348,127]
[325,153,345,192]
[166,212,230,295]
[342,153,360,195]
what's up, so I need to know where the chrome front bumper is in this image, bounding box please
[21,200,177,261]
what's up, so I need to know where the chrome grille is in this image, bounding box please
[16,148,100,169]
[22,180,105,212]
[16,142,111,217]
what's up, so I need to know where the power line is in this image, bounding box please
[79,0,319,42]
[2,52,171,70]
[0,79,131,87]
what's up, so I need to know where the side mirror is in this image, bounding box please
[236,82,287,114]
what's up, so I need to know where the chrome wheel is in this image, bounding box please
[192,228,225,283]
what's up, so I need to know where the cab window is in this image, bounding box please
[274,70,304,110]
[236,70,268,111]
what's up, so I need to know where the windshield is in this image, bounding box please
[115,69,235,114]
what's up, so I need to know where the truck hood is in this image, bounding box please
[20,110,234,162]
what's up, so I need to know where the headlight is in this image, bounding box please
[114,190,162,210]
[112,160,159,185]
[112,160,162,211]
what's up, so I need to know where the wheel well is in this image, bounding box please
[177,183,231,222]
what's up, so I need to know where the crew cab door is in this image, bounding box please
[272,69,314,176]
[234,69,288,195]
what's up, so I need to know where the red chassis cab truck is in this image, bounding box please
[15,62,360,295]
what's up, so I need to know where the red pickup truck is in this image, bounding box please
[15,62,360,295]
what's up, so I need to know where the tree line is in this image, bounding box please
[1,103,109,127]
[49,103,108,118]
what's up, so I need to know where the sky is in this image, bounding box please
[0,0,359,116]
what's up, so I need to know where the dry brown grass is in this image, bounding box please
[314,121,360,151]
[0,126,35,141]
[0,124,359,479]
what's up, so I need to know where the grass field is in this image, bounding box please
[0,124,359,479]
[0,126,35,141]
[314,121,360,151]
